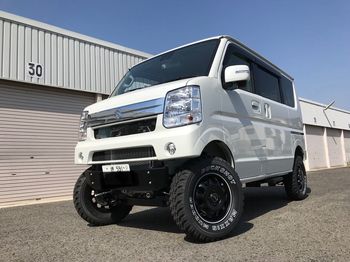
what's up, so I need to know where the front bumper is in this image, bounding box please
[75,115,204,165]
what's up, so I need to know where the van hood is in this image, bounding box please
[85,78,193,114]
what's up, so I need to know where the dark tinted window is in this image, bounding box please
[222,45,252,92]
[254,65,281,102]
[281,77,295,107]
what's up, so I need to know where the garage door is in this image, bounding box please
[305,125,327,169]
[0,82,95,206]
[344,131,350,165]
[326,128,345,167]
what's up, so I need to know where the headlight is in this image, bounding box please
[163,86,202,128]
[78,110,89,141]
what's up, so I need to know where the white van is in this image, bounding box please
[73,36,307,242]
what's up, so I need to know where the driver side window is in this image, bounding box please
[222,45,252,92]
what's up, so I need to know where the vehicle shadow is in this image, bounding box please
[241,186,290,222]
[117,186,295,241]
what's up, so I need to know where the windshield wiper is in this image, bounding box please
[124,87,146,94]
[123,76,197,94]
[163,75,195,84]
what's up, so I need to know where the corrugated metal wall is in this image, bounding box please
[0,14,148,95]
[0,82,95,206]
[0,11,151,206]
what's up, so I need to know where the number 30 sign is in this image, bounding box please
[27,62,43,78]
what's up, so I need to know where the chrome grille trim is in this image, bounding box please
[88,97,164,127]
[94,117,157,139]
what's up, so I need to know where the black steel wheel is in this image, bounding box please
[284,155,308,200]
[296,164,307,193]
[193,174,232,224]
[169,157,243,242]
[73,172,132,226]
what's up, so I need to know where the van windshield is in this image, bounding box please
[110,39,220,96]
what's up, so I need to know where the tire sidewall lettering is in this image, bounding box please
[189,197,210,230]
[191,163,239,232]
[201,165,236,185]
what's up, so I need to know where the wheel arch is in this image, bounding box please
[295,145,304,159]
[201,140,235,167]
[293,136,306,161]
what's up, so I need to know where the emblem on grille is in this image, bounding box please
[115,109,123,119]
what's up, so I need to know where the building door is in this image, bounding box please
[344,131,350,166]
[326,128,345,167]
[305,125,327,169]
[0,82,95,206]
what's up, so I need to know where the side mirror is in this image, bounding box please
[224,65,250,83]
[123,74,134,87]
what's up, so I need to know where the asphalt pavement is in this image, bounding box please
[1,168,350,262]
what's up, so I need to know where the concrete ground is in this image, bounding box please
[1,168,349,262]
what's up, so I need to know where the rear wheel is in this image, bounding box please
[73,173,132,225]
[169,157,243,242]
[284,155,308,200]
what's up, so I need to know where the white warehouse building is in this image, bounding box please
[0,11,348,207]
[300,98,350,171]
[0,11,150,206]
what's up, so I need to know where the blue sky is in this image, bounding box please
[1,0,349,110]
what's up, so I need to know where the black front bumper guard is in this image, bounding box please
[83,161,170,207]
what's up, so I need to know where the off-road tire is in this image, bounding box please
[73,173,132,225]
[169,157,243,242]
[284,155,308,200]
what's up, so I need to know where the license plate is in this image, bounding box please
[102,164,130,173]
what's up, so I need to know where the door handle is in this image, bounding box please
[251,100,261,113]
[264,103,271,119]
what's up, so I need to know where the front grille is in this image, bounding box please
[94,118,156,139]
[92,146,156,161]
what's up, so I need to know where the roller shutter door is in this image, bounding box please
[305,125,327,169]
[0,82,95,206]
[326,128,345,167]
[344,131,350,165]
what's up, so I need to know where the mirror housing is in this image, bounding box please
[224,65,250,83]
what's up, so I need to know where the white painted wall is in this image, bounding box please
[300,98,350,131]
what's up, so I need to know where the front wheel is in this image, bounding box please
[73,173,132,226]
[284,155,308,200]
[169,157,243,242]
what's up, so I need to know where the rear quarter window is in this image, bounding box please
[281,77,295,107]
